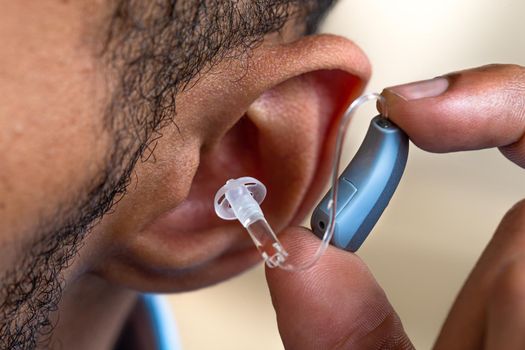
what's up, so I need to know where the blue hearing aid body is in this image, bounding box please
[311,115,409,252]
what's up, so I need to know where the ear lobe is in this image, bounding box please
[246,69,364,230]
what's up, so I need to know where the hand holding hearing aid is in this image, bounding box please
[266,64,525,350]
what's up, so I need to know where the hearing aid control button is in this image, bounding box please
[336,178,358,214]
[376,118,391,129]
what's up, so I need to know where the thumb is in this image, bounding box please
[382,64,525,167]
[265,227,413,350]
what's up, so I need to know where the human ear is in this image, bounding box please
[90,34,371,292]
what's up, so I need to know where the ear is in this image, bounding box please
[90,34,371,292]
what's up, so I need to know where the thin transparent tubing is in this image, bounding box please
[278,93,388,271]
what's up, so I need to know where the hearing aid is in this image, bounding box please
[310,115,409,252]
[214,93,409,270]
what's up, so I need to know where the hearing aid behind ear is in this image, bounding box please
[310,115,409,252]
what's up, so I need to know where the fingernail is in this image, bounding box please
[387,77,449,101]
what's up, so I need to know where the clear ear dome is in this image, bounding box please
[214,177,266,221]
[213,176,287,268]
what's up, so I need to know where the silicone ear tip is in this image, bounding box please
[214,188,236,220]
[236,177,267,203]
[213,177,267,220]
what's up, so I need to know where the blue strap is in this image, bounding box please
[141,294,182,350]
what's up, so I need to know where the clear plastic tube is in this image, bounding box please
[246,219,288,268]
[275,93,388,271]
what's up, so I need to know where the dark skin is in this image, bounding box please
[1,1,524,349]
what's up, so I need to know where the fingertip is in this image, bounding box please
[265,226,412,349]
[380,65,525,156]
[380,87,449,152]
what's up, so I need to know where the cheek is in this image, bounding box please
[0,3,111,253]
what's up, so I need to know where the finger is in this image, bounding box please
[485,257,525,350]
[265,227,413,350]
[434,200,525,350]
[382,64,525,167]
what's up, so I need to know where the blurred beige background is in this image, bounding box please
[168,0,525,349]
